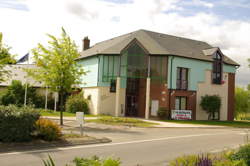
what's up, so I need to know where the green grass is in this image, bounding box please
[39,109,97,117]
[87,116,157,127]
[163,120,250,128]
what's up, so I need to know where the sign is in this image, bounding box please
[151,100,159,116]
[76,112,84,125]
[171,110,192,120]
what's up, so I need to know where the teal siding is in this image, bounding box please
[78,56,99,87]
[223,64,236,73]
[98,55,127,88]
[168,56,211,91]
[168,56,236,91]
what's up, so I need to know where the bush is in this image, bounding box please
[35,118,62,141]
[169,153,247,166]
[157,107,168,119]
[200,95,221,120]
[230,144,250,166]
[0,105,40,142]
[0,80,55,109]
[66,93,89,114]
[73,156,121,166]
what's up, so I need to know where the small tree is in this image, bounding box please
[26,28,85,125]
[0,32,16,82]
[235,87,250,120]
[200,95,221,120]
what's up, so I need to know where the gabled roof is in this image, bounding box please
[78,29,239,66]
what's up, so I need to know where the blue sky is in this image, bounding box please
[0,0,250,86]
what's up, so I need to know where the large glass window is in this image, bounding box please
[212,52,222,84]
[150,56,168,83]
[175,96,187,110]
[121,42,148,79]
[102,55,119,82]
[176,67,188,90]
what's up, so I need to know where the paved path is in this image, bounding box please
[0,126,247,166]
[42,116,224,128]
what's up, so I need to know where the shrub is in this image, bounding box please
[35,118,62,141]
[0,105,40,142]
[66,93,89,114]
[200,95,221,120]
[0,80,55,109]
[73,156,121,166]
[157,107,168,119]
[230,144,250,166]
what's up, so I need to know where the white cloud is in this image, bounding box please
[191,0,214,8]
[0,0,249,86]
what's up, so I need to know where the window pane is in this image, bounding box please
[177,68,181,79]
[175,97,180,110]
[181,68,187,81]
[180,97,187,110]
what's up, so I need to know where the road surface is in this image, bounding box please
[0,127,247,166]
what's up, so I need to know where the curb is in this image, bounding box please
[0,138,111,153]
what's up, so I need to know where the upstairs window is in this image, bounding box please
[176,67,188,90]
[212,52,222,84]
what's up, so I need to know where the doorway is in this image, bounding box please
[125,78,146,117]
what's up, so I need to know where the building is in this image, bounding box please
[77,30,239,121]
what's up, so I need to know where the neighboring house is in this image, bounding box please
[0,64,54,98]
[77,29,239,121]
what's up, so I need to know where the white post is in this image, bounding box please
[115,77,121,117]
[145,77,150,119]
[24,83,27,106]
[45,86,48,110]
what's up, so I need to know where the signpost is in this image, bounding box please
[76,112,84,136]
[171,110,192,120]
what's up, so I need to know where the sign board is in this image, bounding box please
[151,100,159,116]
[76,112,84,125]
[171,110,192,120]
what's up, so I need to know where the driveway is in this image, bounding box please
[0,119,247,166]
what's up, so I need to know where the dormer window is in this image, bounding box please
[212,51,222,84]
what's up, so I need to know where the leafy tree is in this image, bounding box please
[0,32,16,82]
[26,28,85,125]
[235,87,250,120]
[200,95,221,120]
[247,84,250,91]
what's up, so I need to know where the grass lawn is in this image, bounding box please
[39,109,97,117]
[163,120,250,128]
[87,116,157,127]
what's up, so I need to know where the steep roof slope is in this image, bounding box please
[78,29,239,66]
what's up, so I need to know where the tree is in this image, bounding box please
[0,32,16,82]
[247,84,250,91]
[235,87,250,120]
[26,28,85,125]
[200,95,221,120]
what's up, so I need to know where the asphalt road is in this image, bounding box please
[0,126,247,166]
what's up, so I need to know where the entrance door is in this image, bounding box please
[125,78,139,117]
[125,78,146,117]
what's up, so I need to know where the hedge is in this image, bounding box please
[0,105,40,142]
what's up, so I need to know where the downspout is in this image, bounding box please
[169,56,174,115]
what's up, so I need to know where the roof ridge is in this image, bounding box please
[141,29,212,46]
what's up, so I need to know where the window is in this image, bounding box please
[212,52,222,84]
[175,97,187,110]
[150,56,168,83]
[176,67,188,90]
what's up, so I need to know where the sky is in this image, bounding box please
[0,0,250,86]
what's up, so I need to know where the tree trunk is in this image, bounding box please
[59,91,64,126]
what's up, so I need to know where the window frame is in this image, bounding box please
[176,67,189,90]
[212,52,223,84]
[175,96,187,110]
